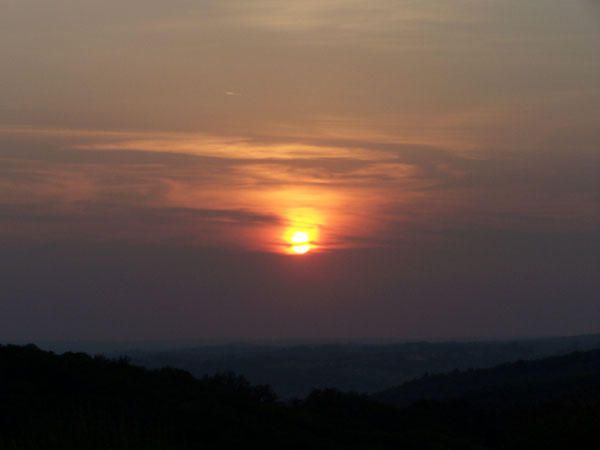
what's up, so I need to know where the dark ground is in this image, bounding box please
[1,343,599,449]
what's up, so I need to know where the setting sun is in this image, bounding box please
[291,231,309,244]
[280,208,322,255]
[291,244,311,255]
[287,230,313,255]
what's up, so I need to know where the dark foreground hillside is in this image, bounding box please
[1,344,599,449]
[375,349,600,449]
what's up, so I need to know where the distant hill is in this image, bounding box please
[1,344,599,449]
[116,334,600,397]
[374,348,600,407]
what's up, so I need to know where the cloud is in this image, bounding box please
[0,200,281,245]
[1,124,598,253]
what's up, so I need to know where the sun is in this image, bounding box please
[291,244,311,255]
[288,230,313,255]
[281,208,321,255]
[290,231,309,244]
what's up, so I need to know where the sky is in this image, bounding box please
[1,0,599,341]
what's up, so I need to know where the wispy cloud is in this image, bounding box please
[1,123,598,253]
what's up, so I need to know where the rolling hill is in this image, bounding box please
[1,344,599,449]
